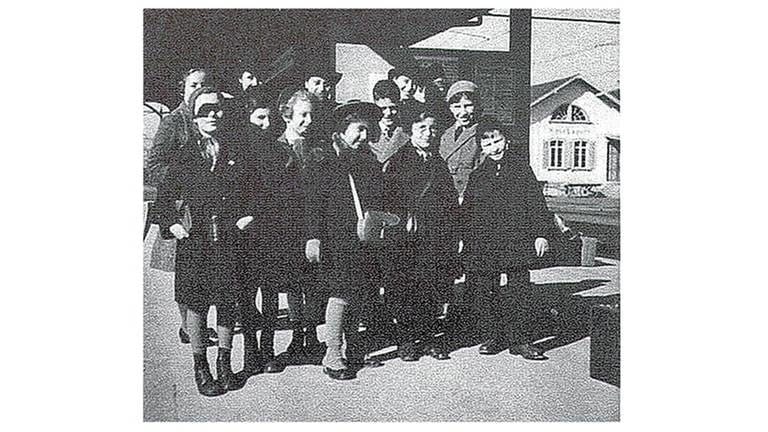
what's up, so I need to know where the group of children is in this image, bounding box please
[148,64,559,397]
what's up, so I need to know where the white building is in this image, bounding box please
[529,75,620,197]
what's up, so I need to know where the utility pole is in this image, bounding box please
[509,9,532,159]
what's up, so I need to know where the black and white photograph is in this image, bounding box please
[9,1,768,429]
[141,8,620,422]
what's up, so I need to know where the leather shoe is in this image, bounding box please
[478,339,506,355]
[509,343,548,361]
[216,348,243,392]
[193,353,226,397]
[323,367,357,380]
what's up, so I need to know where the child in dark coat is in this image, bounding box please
[461,117,559,361]
[384,111,459,361]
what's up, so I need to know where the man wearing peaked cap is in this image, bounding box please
[439,79,483,200]
[445,80,478,103]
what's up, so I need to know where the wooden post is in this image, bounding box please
[508,10,532,160]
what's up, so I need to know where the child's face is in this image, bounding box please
[283,100,313,137]
[410,117,436,150]
[339,121,371,150]
[305,76,330,100]
[249,107,271,130]
[375,97,399,128]
[239,71,259,91]
[394,75,414,100]
[448,94,476,127]
[479,129,506,160]
[183,70,207,104]
[193,93,223,135]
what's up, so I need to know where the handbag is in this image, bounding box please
[348,173,399,242]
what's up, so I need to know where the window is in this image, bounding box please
[549,140,564,168]
[551,105,569,121]
[573,140,588,169]
[571,105,588,122]
[550,103,590,123]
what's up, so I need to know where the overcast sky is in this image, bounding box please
[412,9,620,91]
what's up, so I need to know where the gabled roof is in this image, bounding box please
[530,74,620,110]
[530,75,578,105]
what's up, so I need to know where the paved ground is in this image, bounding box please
[143,225,620,422]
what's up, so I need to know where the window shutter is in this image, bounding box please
[586,141,596,170]
[564,140,574,169]
[542,140,550,169]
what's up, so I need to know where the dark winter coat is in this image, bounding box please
[383,144,460,283]
[461,153,558,274]
[147,102,193,188]
[306,144,384,254]
[154,131,245,311]
[236,132,322,286]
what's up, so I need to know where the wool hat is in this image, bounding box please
[330,100,381,132]
[445,80,478,102]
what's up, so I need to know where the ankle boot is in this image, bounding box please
[193,353,225,397]
[260,330,281,373]
[216,348,238,392]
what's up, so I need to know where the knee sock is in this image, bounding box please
[217,326,233,349]
[323,297,347,369]
[187,310,206,355]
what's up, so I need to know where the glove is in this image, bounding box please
[169,223,189,240]
[236,216,254,231]
[305,238,321,263]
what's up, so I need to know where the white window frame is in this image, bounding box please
[548,140,566,170]
[573,140,589,170]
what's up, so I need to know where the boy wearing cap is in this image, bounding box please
[461,117,558,361]
[369,79,409,166]
[301,64,342,114]
[439,80,485,200]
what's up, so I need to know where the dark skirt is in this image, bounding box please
[319,242,381,304]
[174,233,238,316]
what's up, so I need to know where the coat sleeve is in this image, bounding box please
[520,161,557,240]
[303,157,326,241]
[147,113,183,188]
[382,151,408,224]
[154,150,187,239]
